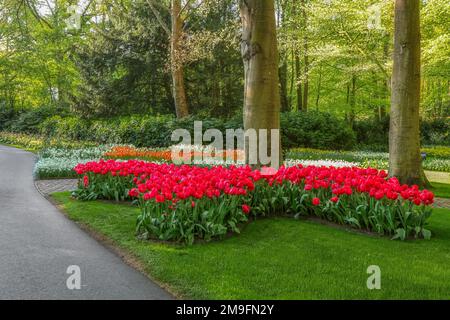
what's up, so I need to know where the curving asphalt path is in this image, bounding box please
[0,145,173,299]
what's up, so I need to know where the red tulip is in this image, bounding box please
[312,197,320,206]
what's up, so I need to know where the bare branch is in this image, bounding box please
[146,0,171,37]
[24,0,53,29]
[180,0,206,20]
[179,0,193,17]
[81,0,96,18]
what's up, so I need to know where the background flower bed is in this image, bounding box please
[31,143,450,180]
[287,147,450,172]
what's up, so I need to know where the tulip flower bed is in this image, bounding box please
[73,159,435,244]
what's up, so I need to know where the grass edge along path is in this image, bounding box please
[51,192,450,300]
[432,182,450,199]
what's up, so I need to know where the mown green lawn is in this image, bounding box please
[432,182,450,199]
[51,192,450,300]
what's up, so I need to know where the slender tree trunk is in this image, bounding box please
[288,49,295,107]
[277,0,289,112]
[240,0,281,167]
[295,53,303,111]
[292,1,303,112]
[315,66,322,110]
[389,0,428,186]
[279,57,289,112]
[171,0,189,118]
[380,34,390,119]
[348,75,356,127]
[301,0,309,111]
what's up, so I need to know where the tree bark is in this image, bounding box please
[295,52,303,111]
[301,0,308,111]
[170,0,189,118]
[347,75,356,127]
[315,66,322,110]
[240,0,281,167]
[279,57,289,112]
[277,0,289,112]
[389,0,428,186]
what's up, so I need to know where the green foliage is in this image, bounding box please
[136,194,248,245]
[1,0,448,123]
[0,131,96,151]
[353,117,390,149]
[38,112,358,150]
[281,112,356,150]
[9,106,62,134]
[4,106,447,153]
[422,146,450,159]
[0,107,18,130]
[353,116,450,149]
[421,118,450,146]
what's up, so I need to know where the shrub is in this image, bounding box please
[9,106,60,134]
[354,116,450,149]
[38,112,356,150]
[0,131,97,151]
[281,112,356,150]
[0,132,45,150]
[421,118,450,146]
[0,107,18,131]
[353,117,390,148]
[421,146,450,159]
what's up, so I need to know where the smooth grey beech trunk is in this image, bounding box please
[171,0,189,118]
[239,0,282,167]
[389,0,428,186]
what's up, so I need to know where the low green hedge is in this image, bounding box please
[38,112,357,150]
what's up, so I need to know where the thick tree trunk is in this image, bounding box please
[389,0,428,186]
[171,0,189,118]
[240,0,281,167]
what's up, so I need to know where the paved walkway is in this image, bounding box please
[434,197,450,209]
[0,145,172,299]
[35,179,78,196]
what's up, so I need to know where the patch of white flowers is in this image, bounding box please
[38,145,114,159]
[284,159,360,168]
[34,157,100,179]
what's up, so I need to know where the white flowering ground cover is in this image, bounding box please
[33,145,113,179]
[287,148,450,172]
[284,159,360,168]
